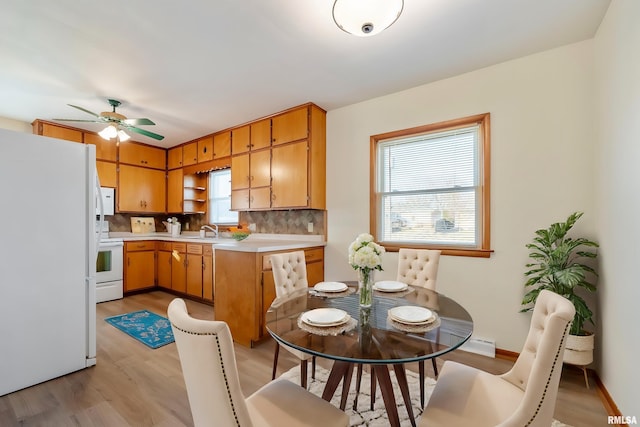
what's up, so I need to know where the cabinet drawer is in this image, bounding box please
[304,248,324,264]
[203,246,213,256]
[126,241,155,251]
[157,241,172,251]
[187,244,203,255]
[172,243,187,253]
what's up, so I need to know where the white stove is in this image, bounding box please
[96,221,123,303]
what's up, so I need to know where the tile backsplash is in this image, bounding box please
[105,210,326,236]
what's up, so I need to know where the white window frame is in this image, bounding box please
[370,113,492,258]
[208,169,238,225]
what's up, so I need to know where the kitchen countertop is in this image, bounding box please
[108,232,325,253]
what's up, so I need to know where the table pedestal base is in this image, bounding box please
[321,360,416,427]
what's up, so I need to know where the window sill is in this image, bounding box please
[381,243,493,258]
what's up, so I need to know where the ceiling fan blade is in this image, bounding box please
[126,126,165,140]
[123,118,155,126]
[53,118,104,123]
[67,104,102,118]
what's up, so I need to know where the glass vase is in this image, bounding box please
[358,269,375,308]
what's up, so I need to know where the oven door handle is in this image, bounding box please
[99,242,124,249]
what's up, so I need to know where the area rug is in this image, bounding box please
[104,310,174,349]
[280,365,572,427]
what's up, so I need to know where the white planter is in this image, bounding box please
[563,333,594,366]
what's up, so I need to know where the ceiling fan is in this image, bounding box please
[54,99,165,141]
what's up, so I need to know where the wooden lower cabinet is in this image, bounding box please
[215,246,324,347]
[156,242,172,290]
[171,243,187,293]
[154,241,213,302]
[124,241,156,292]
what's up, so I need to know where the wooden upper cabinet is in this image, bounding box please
[213,131,231,159]
[197,136,213,163]
[183,141,198,166]
[271,141,308,208]
[118,164,167,212]
[84,132,117,162]
[168,146,183,169]
[96,160,117,188]
[231,154,250,190]
[272,107,308,146]
[167,168,184,213]
[231,125,251,155]
[250,119,271,151]
[33,121,83,143]
[119,142,166,170]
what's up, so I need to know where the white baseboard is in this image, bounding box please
[460,337,496,358]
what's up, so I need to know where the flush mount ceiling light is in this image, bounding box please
[332,0,404,37]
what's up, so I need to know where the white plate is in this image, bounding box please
[314,282,348,293]
[389,306,433,324]
[301,308,349,327]
[373,281,408,292]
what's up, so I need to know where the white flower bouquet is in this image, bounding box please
[348,233,385,307]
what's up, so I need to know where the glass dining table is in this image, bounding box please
[265,282,473,427]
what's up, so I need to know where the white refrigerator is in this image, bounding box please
[0,128,97,396]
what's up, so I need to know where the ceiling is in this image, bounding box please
[1,0,610,148]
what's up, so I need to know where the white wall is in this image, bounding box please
[326,40,596,353]
[0,117,31,133]
[594,0,640,416]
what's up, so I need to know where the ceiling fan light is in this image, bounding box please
[98,124,118,140]
[117,130,131,142]
[332,0,403,37]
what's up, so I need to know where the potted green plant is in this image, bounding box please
[521,212,599,369]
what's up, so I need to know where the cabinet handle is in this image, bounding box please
[250,175,254,181]
[245,144,250,149]
[203,146,207,153]
[271,193,276,200]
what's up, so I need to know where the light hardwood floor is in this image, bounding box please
[0,291,610,426]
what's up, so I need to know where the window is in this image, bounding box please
[208,169,238,224]
[371,113,491,257]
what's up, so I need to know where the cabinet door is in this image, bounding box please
[250,187,271,210]
[183,142,198,166]
[171,249,187,293]
[96,161,117,188]
[272,108,308,146]
[167,146,183,169]
[231,125,251,155]
[213,131,231,159]
[306,261,324,287]
[203,246,214,302]
[231,189,250,211]
[186,253,203,298]
[38,122,83,143]
[250,149,271,188]
[157,250,172,289]
[125,250,155,291]
[197,136,214,163]
[250,119,271,151]
[85,133,117,161]
[231,153,250,190]
[271,141,308,208]
[118,165,167,213]
[119,142,166,169]
[167,169,184,213]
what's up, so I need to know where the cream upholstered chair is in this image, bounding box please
[398,248,441,407]
[168,298,349,427]
[419,290,575,427]
[269,251,316,388]
[354,248,442,410]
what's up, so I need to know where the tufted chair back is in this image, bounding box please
[396,249,441,290]
[499,289,576,425]
[270,251,309,298]
[168,298,254,427]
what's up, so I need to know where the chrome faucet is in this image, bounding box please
[200,224,218,238]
